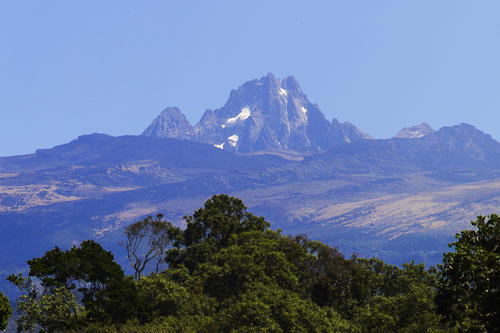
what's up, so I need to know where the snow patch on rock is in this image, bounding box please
[226,106,251,125]
[228,134,239,147]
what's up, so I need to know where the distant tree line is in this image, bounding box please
[1,194,499,332]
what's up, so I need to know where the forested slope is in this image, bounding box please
[2,195,498,332]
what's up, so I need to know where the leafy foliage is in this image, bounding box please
[0,291,11,331]
[350,261,445,332]
[8,274,81,332]
[437,214,500,332]
[183,194,270,247]
[4,195,498,332]
[9,240,139,330]
[27,240,125,299]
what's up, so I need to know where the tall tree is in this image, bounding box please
[437,214,500,332]
[17,240,139,325]
[7,273,81,332]
[166,194,271,271]
[0,292,11,331]
[27,240,125,302]
[122,214,180,280]
[183,194,270,247]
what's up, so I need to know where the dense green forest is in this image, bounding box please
[1,195,499,332]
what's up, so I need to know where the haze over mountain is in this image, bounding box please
[1,75,500,301]
[143,73,371,153]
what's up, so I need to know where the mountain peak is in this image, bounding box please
[435,123,493,140]
[333,120,374,142]
[194,73,351,152]
[265,72,278,81]
[142,107,195,140]
[280,75,301,92]
[144,74,369,153]
[414,123,500,167]
[395,123,435,139]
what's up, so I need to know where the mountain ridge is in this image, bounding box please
[0,123,498,270]
[1,120,499,304]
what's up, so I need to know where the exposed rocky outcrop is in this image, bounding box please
[395,123,435,139]
[142,107,195,140]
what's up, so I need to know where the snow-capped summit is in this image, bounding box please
[193,73,370,152]
[395,123,435,139]
[143,73,371,153]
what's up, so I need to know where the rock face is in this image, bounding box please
[395,123,435,139]
[143,73,371,153]
[142,107,195,140]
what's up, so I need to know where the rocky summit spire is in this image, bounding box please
[193,73,370,153]
[142,107,195,140]
[143,74,371,153]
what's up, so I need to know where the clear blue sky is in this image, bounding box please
[1,1,500,156]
